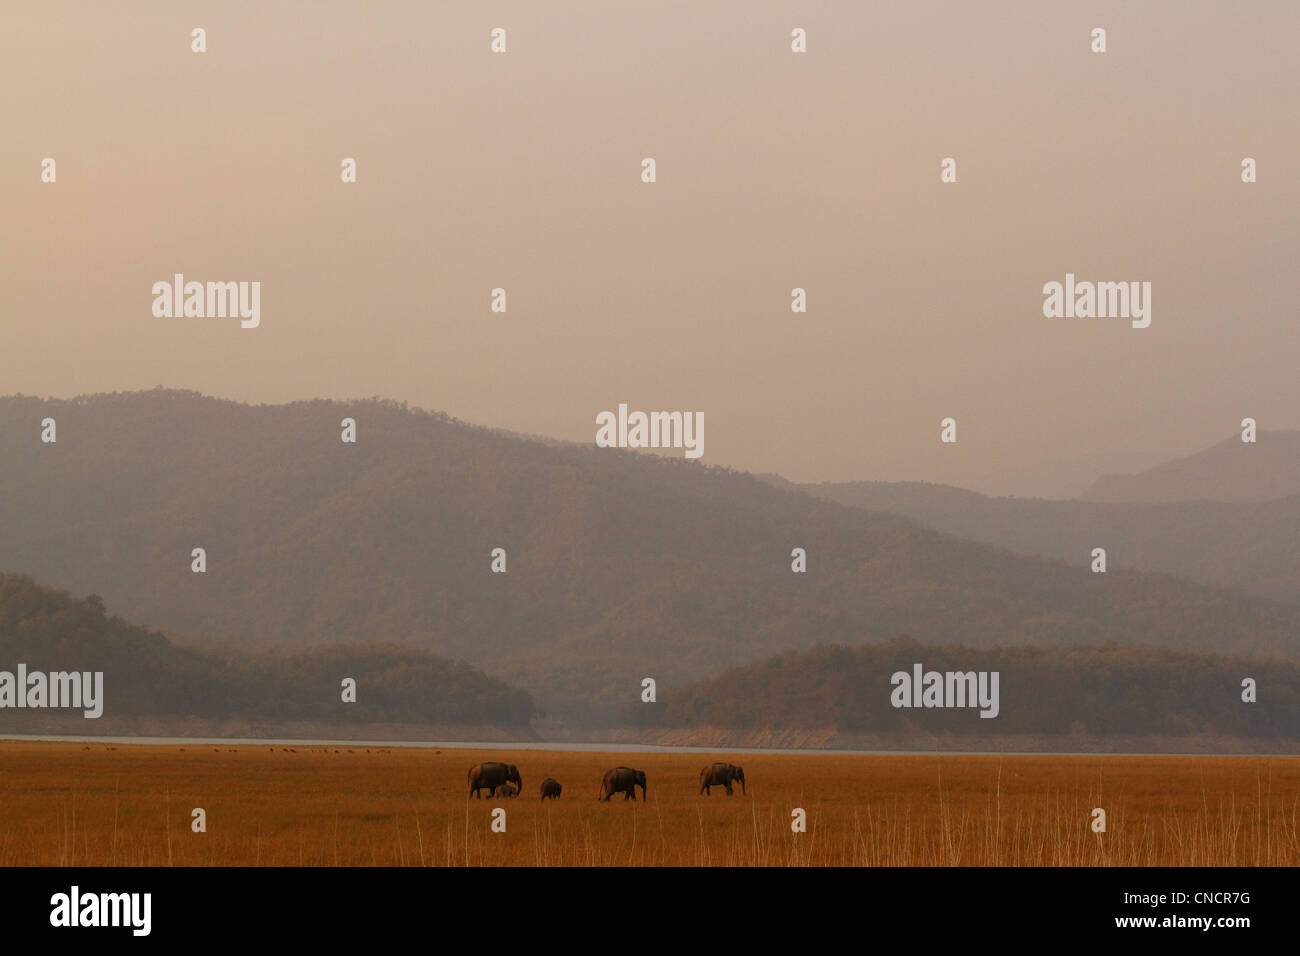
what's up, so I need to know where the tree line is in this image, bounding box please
[0,573,534,726]
[645,636,1300,739]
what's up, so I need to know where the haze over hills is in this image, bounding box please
[1080,430,1300,504]
[964,447,1174,501]
[793,433,1300,606]
[4,390,1300,727]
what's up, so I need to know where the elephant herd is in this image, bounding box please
[466,761,748,800]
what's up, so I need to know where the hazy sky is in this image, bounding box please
[4,1,1297,497]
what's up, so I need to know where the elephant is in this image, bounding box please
[599,766,647,801]
[699,762,746,796]
[498,782,519,798]
[468,762,522,798]
[540,778,562,800]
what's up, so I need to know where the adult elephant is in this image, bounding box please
[598,766,647,801]
[468,762,522,798]
[699,762,746,796]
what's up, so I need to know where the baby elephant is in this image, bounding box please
[540,778,562,800]
[497,782,519,798]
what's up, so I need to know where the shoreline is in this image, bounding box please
[3,732,1299,759]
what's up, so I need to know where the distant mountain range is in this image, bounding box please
[3,390,1299,729]
[785,432,1300,606]
[1081,431,1300,504]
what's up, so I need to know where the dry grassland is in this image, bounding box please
[0,742,1296,866]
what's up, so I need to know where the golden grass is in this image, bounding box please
[0,742,1296,866]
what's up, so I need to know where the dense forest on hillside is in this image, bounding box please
[5,390,1300,726]
[0,574,533,727]
[650,637,1300,739]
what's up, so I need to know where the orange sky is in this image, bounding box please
[3,1,1297,496]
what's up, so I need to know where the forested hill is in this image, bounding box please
[4,389,1300,727]
[652,638,1300,740]
[0,573,534,728]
